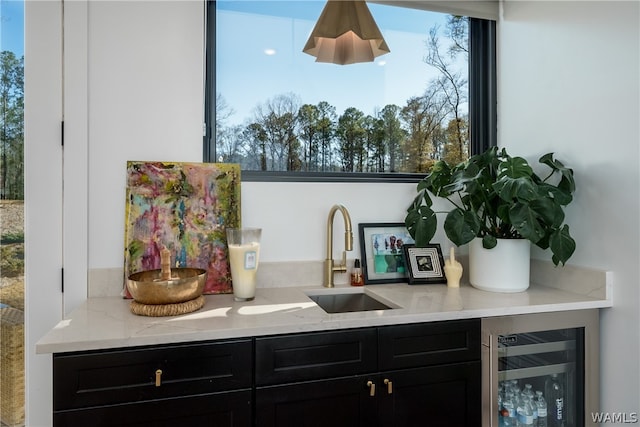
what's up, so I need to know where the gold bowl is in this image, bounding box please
[127,268,207,305]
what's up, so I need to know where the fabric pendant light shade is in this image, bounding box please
[303,0,390,65]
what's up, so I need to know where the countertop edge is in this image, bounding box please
[36,279,613,355]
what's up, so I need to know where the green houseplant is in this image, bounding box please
[405,146,576,267]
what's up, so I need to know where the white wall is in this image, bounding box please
[87,0,206,269]
[24,2,63,425]
[25,0,640,424]
[498,0,640,417]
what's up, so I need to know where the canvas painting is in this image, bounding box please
[123,161,241,296]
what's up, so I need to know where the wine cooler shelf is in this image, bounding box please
[497,328,581,427]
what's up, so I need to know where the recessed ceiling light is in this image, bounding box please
[264,48,277,56]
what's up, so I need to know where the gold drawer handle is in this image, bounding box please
[366,380,376,397]
[155,369,163,387]
[384,378,393,394]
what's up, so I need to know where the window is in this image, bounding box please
[0,0,25,425]
[204,1,496,182]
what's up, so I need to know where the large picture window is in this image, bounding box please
[205,1,496,182]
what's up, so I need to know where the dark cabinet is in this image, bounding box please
[53,391,252,427]
[53,339,252,427]
[52,319,480,426]
[256,375,377,427]
[255,319,481,427]
[377,362,481,427]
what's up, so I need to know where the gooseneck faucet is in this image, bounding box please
[324,204,353,287]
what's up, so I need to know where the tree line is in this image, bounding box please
[0,51,24,199]
[216,16,470,174]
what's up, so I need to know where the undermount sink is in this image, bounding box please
[306,290,395,314]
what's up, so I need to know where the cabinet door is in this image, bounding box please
[53,390,251,427]
[378,361,481,427]
[54,339,252,411]
[256,375,377,427]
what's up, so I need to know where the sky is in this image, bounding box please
[0,0,465,127]
[0,0,24,56]
[216,1,467,127]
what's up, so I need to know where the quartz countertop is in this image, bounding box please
[36,261,612,354]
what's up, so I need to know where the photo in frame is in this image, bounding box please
[402,244,446,285]
[358,223,414,285]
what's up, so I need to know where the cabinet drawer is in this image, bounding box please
[378,319,480,370]
[256,328,377,385]
[54,339,252,411]
[54,390,252,427]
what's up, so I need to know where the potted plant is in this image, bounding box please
[405,146,576,292]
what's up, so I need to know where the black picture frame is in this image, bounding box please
[358,223,414,285]
[402,244,446,285]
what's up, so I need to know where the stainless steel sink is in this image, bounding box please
[307,292,393,313]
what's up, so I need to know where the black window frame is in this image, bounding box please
[203,2,496,183]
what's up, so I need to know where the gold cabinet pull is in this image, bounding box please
[366,380,376,397]
[384,378,393,394]
[155,369,163,387]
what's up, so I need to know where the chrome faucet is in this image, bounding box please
[324,204,353,288]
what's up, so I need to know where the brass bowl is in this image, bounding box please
[127,268,207,305]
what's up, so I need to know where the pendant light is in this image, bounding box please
[303,0,390,65]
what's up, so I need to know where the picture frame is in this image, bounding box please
[358,223,414,285]
[402,244,446,285]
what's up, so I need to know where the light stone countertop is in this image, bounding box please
[36,260,613,354]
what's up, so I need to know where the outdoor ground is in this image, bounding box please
[0,200,24,310]
[0,200,25,427]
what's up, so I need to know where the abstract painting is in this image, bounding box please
[123,161,241,296]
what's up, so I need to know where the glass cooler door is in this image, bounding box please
[496,327,585,427]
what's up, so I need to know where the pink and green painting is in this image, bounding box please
[123,161,241,296]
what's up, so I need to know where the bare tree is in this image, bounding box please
[425,20,469,165]
[445,15,469,57]
[215,93,235,138]
[252,93,301,171]
[216,124,244,164]
[400,88,449,173]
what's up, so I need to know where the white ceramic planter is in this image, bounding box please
[469,238,531,293]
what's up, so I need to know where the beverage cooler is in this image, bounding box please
[482,310,600,427]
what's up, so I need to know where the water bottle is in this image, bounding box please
[517,395,535,426]
[523,383,534,399]
[536,391,548,427]
[545,374,565,427]
[499,394,506,427]
[503,392,517,427]
[524,384,538,423]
